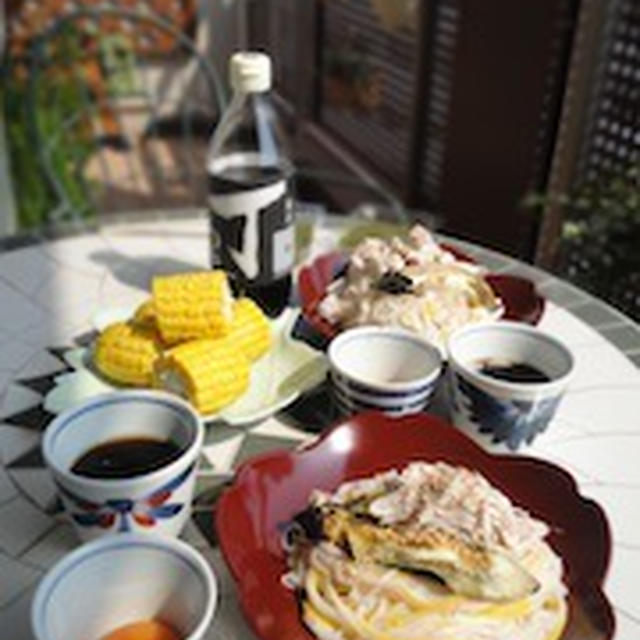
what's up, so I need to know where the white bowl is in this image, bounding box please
[328,327,442,416]
[42,391,204,541]
[447,321,574,450]
[31,533,217,640]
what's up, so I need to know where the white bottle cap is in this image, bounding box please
[230,51,272,93]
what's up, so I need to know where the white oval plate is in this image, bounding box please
[44,306,328,427]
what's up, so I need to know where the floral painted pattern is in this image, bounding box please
[452,373,561,450]
[57,462,195,532]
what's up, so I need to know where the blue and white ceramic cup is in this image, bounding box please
[328,326,442,417]
[42,391,204,541]
[31,533,217,640]
[447,322,574,451]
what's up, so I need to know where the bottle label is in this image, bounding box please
[209,167,294,284]
[272,224,295,276]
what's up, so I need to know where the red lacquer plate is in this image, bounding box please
[216,412,615,640]
[297,248,545,341]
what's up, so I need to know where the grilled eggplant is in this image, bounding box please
[322,507,539,602]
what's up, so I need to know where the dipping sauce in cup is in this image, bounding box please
[447,321,574,451]
[475,360,551,383]
[71,437,184,479]
[42,390,203,541]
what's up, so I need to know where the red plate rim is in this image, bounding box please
[216,412,615,640]
[297,245,546,341]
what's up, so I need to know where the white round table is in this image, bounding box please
[0,210,638,639]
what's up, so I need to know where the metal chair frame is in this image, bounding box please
[26,4,227,224]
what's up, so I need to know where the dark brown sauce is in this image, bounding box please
[477,361,551,383]
[71,437,183,479]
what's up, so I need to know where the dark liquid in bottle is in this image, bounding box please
[71,437,183,479]
[477,361,551,383]
[239,276,291,318]
[209,165,285,192]
[209,163,293,317]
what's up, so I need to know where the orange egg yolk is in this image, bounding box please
[100,619,181,640]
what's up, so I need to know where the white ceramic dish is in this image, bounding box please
[31,533,217,640]
[44,306,327,426]
[328,326,442,416]
[43,391,203,541]
[447,321,575,451]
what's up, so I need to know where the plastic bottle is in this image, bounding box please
[208,51,294,316]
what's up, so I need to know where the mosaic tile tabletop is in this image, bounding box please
[1,211,639,639]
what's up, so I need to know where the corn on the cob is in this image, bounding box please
[93,322,161,386]
[155,338,249,414]
[131,299,157,331]
[229,298,272,361]
[152,271,233,345]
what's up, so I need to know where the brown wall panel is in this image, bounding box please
[249,1,579,258]
[436,0,577,257]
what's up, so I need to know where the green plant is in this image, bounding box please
[3,26,96,229]
[3,71,50,228]
[528,163,640,320]
[100,33,139,98]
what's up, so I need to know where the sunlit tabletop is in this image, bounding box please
[0,210,639,639]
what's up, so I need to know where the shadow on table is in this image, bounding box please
[90,249,203,290]
[278,378,341,434]
[278,374,452,435]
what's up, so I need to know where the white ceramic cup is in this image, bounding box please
[447,322,574,451]
[31,533,217,640]
[42,391,204,541]
[328,326,442,416]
